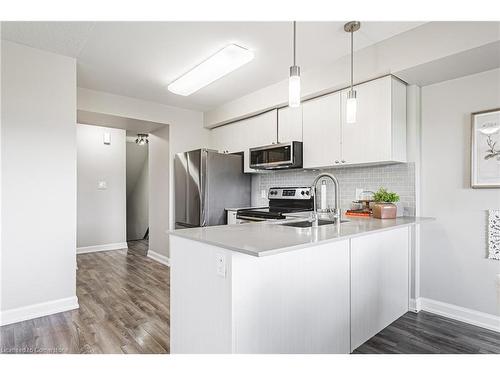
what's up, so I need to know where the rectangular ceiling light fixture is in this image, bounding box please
[167,44,254,96]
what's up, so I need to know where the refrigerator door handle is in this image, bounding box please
[200,149,208,227]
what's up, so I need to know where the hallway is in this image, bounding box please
[0,243,170,354]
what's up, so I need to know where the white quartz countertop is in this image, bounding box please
[169,215,434,257]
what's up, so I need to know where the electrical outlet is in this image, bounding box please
[215,253,226,278]
[261,189,267,199]
[355,188,364,200]
[98,181,107,190]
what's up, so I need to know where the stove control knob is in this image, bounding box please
[305,191,310,196]
[301,190,305,195]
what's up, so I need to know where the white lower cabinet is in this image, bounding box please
[171,227,411,353]
[232,239,351,353]
[226,210,238,225]
[350,227,410,351]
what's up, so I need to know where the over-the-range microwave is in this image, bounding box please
[249,141,303,170]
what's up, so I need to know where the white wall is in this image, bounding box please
[149,126,170,257]
[1,41,77,319]
[77,124,126,249]
[205,22,500,127]
[77,88,210,257]
[126,142,149,241]
[420,68,500,316]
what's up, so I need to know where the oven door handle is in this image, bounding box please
[236,215,267,222]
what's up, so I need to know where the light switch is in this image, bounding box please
[103,132,111,145]
[98,181,107,190]
[215,253,226,278]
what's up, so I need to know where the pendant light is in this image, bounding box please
[288,21,301,108]
[344,21,360,124]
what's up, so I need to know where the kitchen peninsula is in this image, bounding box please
[169,216,432,354]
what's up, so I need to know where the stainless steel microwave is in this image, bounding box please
[249,141,303,170]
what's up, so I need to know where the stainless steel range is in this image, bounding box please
[236,187,313,222]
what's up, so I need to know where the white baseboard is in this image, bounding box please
[147,249,170,266]
[77,242,128,254]
[411,297,500,333]
[0,296,79,327]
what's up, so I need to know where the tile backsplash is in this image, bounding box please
[251,163,416,216]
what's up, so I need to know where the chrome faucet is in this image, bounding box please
[310,173,341,227]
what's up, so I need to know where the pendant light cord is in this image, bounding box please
[350,29,354,91]
[293,21,296,66]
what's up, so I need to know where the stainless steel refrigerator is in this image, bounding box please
[174,149,251,228]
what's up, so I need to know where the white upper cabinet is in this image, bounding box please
[302,92,342,168]
[277,106,303,143]
[242,110,278,173]
[211,122,241,154]
[210,75,407,172]
[210,110,277,173]
[341,76,407,165]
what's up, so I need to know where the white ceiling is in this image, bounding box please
[2,21,425,111]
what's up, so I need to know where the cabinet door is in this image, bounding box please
[242,110,278,173]
[211,124,237,154]
[278,106,303,143]
[302,92,342,168]
[350,227,409,351]
[210,110,277,173]
[226,210,238,225]
[341,77,392,164]
[233,239,351,353]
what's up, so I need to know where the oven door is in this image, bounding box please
[249,141,302,170]
[234,216,267,224]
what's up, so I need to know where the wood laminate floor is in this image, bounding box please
[355,311,500,354]
[0,240,170,354]
[1,241,498,354]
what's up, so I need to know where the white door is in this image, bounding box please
[341,76,392,165]
[350,227,409,351]
[302,92,342,168]
[278,106,303,143]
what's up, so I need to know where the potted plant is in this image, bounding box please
[372,188,400,219]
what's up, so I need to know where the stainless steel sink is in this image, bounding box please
[280,219,349,228]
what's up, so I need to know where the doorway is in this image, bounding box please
[126,132,150,254]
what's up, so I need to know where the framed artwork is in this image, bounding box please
[471,108,500,188]
[488,210,500,260]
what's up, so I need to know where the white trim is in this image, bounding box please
[0,296,79,326]
[77,242,128,254]
[147,249,170,266]
[409,298,422,312]
[412,297,500,333]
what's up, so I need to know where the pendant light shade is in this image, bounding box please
[288,21,301,108]
[346,90,357,124]
[344,21,360,124]
[289,66,301,108]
